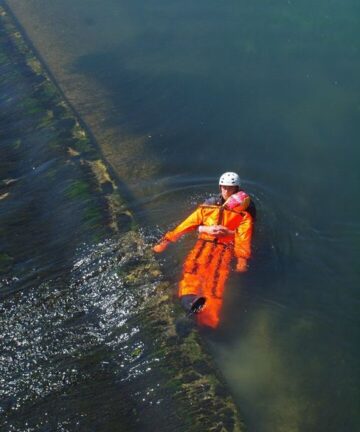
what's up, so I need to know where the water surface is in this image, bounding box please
[3,0,360,430]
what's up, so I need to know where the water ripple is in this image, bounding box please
[0,233,166,430]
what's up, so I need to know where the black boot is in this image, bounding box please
[180,295,206,314]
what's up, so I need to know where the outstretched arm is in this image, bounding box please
[153,207,203,253]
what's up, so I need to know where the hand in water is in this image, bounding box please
[236,257,248,272]
[153,239,170,253]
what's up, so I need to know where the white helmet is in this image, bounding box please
[219,172,241,187]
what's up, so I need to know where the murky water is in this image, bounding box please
[2,0,360,430]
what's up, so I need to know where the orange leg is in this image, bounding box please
[178,240,233,328]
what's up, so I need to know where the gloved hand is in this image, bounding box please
[236,257,248,272]
[153,239,170,253]
[199,225,234,237]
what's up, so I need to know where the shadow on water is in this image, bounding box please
[1,0,151,225]
[68,0,360,185]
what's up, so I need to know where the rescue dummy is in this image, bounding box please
[153,172,254,329]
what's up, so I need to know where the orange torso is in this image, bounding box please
[165,202,253,259]
[196,204,247,244]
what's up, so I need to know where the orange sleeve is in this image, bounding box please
[234,212,253,259]
[164,207,203,242]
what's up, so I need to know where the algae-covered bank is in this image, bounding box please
[0,5,245,431]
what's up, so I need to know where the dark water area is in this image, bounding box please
[2,0,360,431]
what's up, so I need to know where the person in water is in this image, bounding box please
[153,172,254,328]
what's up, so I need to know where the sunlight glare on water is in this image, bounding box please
[0,235,170,431]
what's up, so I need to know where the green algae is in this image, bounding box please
[131,346,143,358]
[38,109,54,128]
[83,206,103,230]
[65,179,90,200]
[12,138,22,149]
[0,252,13,274]
[26,56,42,74]
[74,137,93,154]
[0,51,7,63]
[71,123,97,157]
[179,331,203,362]
[20,96,42,114]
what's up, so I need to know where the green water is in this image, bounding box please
[3,0,360,430]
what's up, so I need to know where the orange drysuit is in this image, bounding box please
[163,200,253,328]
